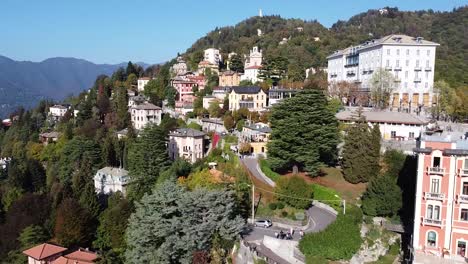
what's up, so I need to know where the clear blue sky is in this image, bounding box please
[1,0,465,64]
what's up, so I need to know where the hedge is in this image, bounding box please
[259,159,281,182]
[299,205,363,261]
[311,184,341,211]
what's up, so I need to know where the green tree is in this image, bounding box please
[267,87,339,175]
[18,225,49,250]
[126,125,171,200]
[258,56,289,83]
[208,101,221,118]
[55,198,94,247]
[361,174,402,217]
[223,115,235,130]
[125,181,244,264]
[275,176,313,209]
[165,86,177,108]
[370,68,396,109]
[228,54,244,73]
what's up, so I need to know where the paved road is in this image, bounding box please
[241,156,276,187]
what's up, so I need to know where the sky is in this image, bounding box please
[1,0,466,64]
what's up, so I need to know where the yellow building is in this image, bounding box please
[219,71,240,86]
[228,86,267,112]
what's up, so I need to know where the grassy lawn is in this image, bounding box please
[259,159,281,182]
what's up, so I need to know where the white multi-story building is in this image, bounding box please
[49,105,68,118]
[327,34,439,112]
[168,128,206,163]
[94,167,129,196]
[130,102,162,130]
[171,56,188,76]
[204,48,222,65]
[137,77,151,92]
[241,46,263,83]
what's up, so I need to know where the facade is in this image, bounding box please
[413,133,468,263]
[228,86,267,112]
[171,56,188,76]
[168,128,206,163]
[130,102,162,130]
[198,60,219,75]
[212,86,232,100]
[171,76,197,108]
[202,95,222,109]
[327,34,439,111]
[201,118,227,134]
[22,243,67,264]
[49,105,68,118]
[94,167,129,196]
[204,48,222,65]
[39,132,60,145]
[268,87,299,107]
[219,71,241,86]
[240,122,271,155]
[241,65,262,84]
[336,109,428,141]
[137,77,151,92]
[244,46,262,68]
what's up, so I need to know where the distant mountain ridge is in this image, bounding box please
[0,56,149,118]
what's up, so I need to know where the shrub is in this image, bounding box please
[275,176,314,209]
[299,205,363,261]
[268,203,277,210]
[281,211,288,217]
[276,202,285,209]
[259,159,281,182]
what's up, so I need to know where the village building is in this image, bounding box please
[22,243,67,264]
[268,87,299,107]
[228,86,267,112]
[39,131,60,145]
[94,167,129,196]
[170,56,188,76]
[204,48,222,65]
[198,60,219,75]
[130,102,162,130]
[240,122,271,155]
[219,71,241,86]
[240,46,263,83]
[137,77,151,92]
[336,108,428,141]
[203,95,222,109]
[115,128,129,140]
[128,94,146,107]
[49,105,68,119]
[212,86,232,100]
[171,76,197,108]
[168,128,206,163]
[201,118,227,134]
[127,89,136,97]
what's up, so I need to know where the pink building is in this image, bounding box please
[413,132,468,263]
[171,76,198,108]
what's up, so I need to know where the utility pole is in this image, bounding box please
[343,199,346,215]
[251,184,255,224]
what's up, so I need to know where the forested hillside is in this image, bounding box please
[184,6,467,87]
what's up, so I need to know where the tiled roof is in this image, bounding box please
[245,65,262,70]
[52,248,98,264]
[336,110,428,125]
[231,86,262,94]
[23,243,67,260]
[130,102,161,110]
[169,128,205,138]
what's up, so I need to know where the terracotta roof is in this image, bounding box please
[198,60,212,65]
[23,243,67,260]
[245,65,262,70]
[64,249,98,262]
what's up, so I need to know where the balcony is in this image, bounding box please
[459,169,468,176]
[394,78,401,83]
[425,66,432,71]
[423,218,443,227]
[385,66,392,71]
[459,194,468,203]
[428,167,445,175]
[414,77,422,82]
[394,66,402,71]
[425,192,445,201]
[414,66,422,71]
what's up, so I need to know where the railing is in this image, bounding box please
[459,194,468,203]
[428,167,445,175]
[423,218,443,226]
[425,67,432,71]
[459,169,468,177]
[425,192,445,200]
[394,66,402,71]
[385,66,392,71]
[414,66,422,71]
[414,77,422,82]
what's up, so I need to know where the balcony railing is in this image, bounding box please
[385,66,392,71]
[459,169,468,177]
[423,218,443,227]
[394,78,401,83]
[425,67,432,71]
[414,66,422,71]
[425,192,445,201]
[428,167,445,175]
[459,194,468,203]
[414,77,422,82]
[394,66,402,71]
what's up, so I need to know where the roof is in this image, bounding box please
[23,243,67,260]
[245,65,262,70]
[231,86,262,94]
[244,123,272,133]
[116,128,128,135]
[198,60,214,66]
[52,249,98,264]
[336,110,428,125]
[328,34,440,58]
[50,105,67,109]
[220,70,239,76]
[201,118,224,125]
[169,128,205,138]
[130,102,161,110]
[40,131,60,138]
[97,167,129,177]
[138,77,151,80]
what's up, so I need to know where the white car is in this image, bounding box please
[254,219,272,228]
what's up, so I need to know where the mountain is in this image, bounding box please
[0,56,149,118]
[183,6,467,87]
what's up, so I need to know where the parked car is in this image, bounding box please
[254,219,272,228]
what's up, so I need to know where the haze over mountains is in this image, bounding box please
[0,56,149,118]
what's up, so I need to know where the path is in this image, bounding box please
[241,156,276,187]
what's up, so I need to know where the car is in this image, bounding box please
[254,219,272,228]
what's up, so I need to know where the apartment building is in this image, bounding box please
[130,102,162,130]
[137,77,151,92]
[168,128,206,163]
[228,86,267,112]
[94,167,129,196]
[204,48,222,65]
[219,70,241,86]
[49,105,68,118]
[327,34,439,112]
[413,131,468,263]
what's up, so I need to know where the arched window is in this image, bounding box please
[427,231,437,247]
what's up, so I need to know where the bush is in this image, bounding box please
[259,159,281,182]
[281,211,288,217]
[299,205,363,261]
[276,202,285,209]
[361,174,402,217]
[275,176,314,209]
[268,203,277,210]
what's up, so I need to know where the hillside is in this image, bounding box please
[184,6,467,87]
[0,56,149,118]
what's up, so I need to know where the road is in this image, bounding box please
[241,156,276,187]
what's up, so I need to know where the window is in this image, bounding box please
[427,231,437,247]
[427,50,430,56]
[461,209,468,221]
[465,159,468,170]
[397,49,400,56]
[426,60,430,67]
[405,71,408,78]
[416,60,420,67]
[458,241,467,257]
[425,83,428,88]
[417,49,420,56]
[406,49,410,55]
[433,157,441,167]
[387,49,390,55]
[396,60,400,67]
[434,205,440,219]
[463,182,468,195]
[426,71,429,78]
[409,132,415,139]
[431,178,440,193]
[406,60,409,66]
[404,82,408,88]
[391,131,396,138]
[386,60,390,67]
